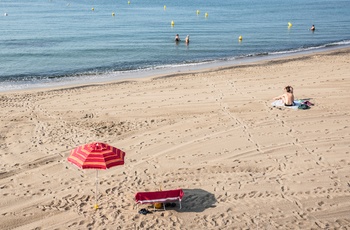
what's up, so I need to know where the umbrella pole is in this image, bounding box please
[94,170,99,209]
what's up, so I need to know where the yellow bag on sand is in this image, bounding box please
[154,203,163,209]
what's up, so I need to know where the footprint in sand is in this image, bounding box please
[318,201,325,206]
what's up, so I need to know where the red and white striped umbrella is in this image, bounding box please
[67,142,125,209]
[68,142,125,169]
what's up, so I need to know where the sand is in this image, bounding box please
[0,48,350,229]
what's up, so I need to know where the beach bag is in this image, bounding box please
[298,104,310,110]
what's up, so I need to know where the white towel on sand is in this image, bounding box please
[271,100,301,110]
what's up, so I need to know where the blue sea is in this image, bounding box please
[1,0,350,91]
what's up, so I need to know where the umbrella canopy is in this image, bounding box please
[67,142,125,209]
[68,142,125,169]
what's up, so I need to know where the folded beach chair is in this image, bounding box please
[135,189,184,211]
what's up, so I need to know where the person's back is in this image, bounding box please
[283,86,294,106]
[284,92,294,106]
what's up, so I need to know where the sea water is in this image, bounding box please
[1,0,350,91]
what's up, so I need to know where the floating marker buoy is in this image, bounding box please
[239,35,243,41]
[91,7,94,11]
[4,13,8,16]
[112,12,115,16]
[196,10,200,15]
[128,1,130,4]
[164,5,166,10]
[171,20,174,26]
[288,22,292,27]
[205,12,208,17]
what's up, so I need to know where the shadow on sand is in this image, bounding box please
[176,188,216,213]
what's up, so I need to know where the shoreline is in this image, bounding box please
[1,45,350,94]
[0,43,349,229]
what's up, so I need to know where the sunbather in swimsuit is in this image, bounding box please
[274,85,294,106]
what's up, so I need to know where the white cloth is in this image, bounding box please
[271,100,301,110]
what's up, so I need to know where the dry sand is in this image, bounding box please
[0,48,350,229]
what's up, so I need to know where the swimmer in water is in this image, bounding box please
[185,35,190,44]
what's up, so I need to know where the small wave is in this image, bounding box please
[269,40,350,55]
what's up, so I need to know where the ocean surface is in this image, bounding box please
[1,0,350,91]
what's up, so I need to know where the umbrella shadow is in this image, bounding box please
[177,188,216,213]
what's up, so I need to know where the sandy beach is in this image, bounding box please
[1,48,350,229]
